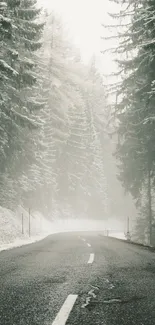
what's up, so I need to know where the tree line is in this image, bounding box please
[0,0,111,220]
[106,0,155,244]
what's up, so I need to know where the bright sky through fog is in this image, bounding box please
[38,0,118,73]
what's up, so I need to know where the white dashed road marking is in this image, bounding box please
[52,294,78,325]
[88,253,95,264]
[78,236,94,264]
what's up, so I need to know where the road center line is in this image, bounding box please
[87,243,91,247]
[52,294,78,325]
[88,253,95,264]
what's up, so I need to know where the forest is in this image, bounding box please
[1,0,155,245]
[0,0,116,223]
[107,0,155,245]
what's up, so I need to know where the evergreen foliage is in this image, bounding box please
[105,0,155,244]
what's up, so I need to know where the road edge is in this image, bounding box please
[99,234,155,252]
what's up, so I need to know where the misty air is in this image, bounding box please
[0,0,155,324]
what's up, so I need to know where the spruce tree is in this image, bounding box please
[0,0,44,209]
[105,0,155,244]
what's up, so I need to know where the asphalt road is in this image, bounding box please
[0,232,155,325]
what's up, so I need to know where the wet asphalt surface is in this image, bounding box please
[0,232,155,325]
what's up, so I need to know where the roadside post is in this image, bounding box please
[29,208,31,237]
[126,216,131,241]
[22,213,24,234]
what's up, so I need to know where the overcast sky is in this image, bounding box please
[38,0,119,75]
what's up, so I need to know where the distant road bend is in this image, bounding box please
[0,232,155,325]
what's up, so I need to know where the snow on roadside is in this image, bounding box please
[0,206,125,252]
[0,206,52,252]
[109,232,126,240]
[44,218,126,239]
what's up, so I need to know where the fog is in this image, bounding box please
[1,2,155,324]
[0,0,146,248]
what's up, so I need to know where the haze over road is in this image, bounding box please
[0,232,155,325]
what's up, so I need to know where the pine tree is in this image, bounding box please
[105,0,155,244]
[56,56,109,219]
[0,0,44,209]
[1,8,111,220]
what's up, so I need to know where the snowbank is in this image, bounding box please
[0,206,52,252]
[0,206,125,252]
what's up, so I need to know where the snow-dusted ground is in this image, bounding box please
[0,206,52,252]
[51,218,126,239]
[0,206,125,252]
